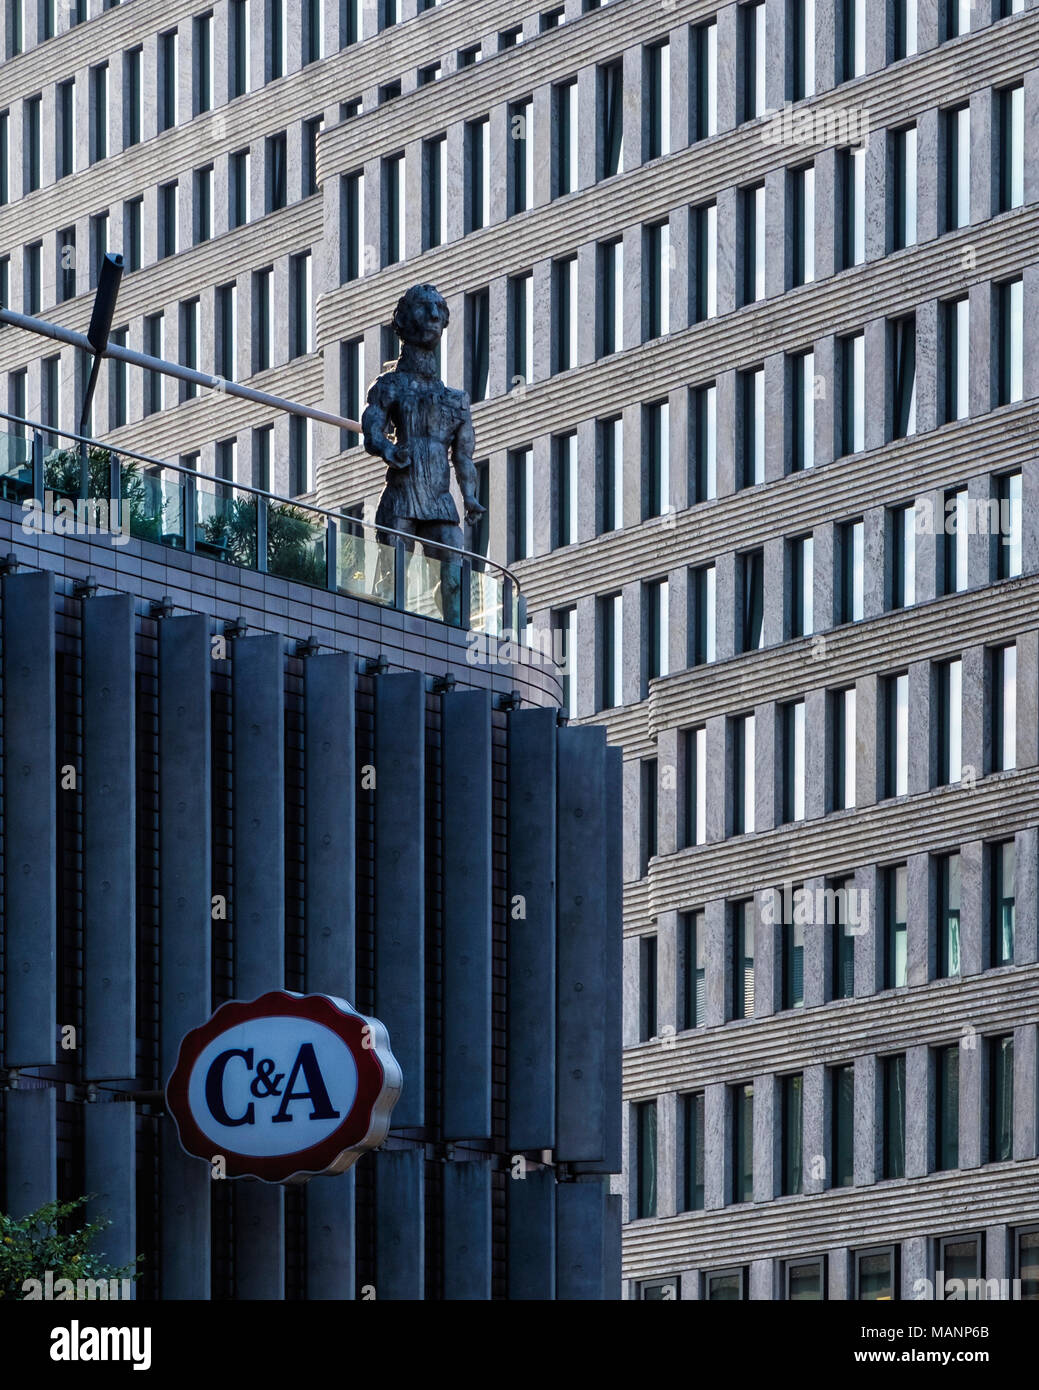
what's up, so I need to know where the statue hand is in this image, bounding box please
[463,497,486,525]
[385,442,411,469]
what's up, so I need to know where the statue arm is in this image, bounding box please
[362,379,409,469]
[452,393,485,523]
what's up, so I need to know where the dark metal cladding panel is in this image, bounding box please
[374,672,425,1130]
[441,689,492,1141]
[556,1177,610,1301]
[82,594,136,1081]
[3,1086,57,1217]
[235,1184,285,1300]
[506,1162,556,1300]
[3,570,56,1067]
[84,1100,137,1290]
[375,1146,424,1300]
[304,1171,355,1300]
[303,652,356,1001]
[555,725,609,1163]
[603,744,624,1174]
[442,1158,492,1300]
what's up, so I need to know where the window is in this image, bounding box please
[693,203,718,322]
[893,0,918,58]
[510,448,534,562]
[998,84,1024,213]
[790,535,814,638]
[733,900,755,1015]
[693,19,718,140]
[379,0,398,27]
[991,840,1015,967]
[683,731,706,850]
[216,439,237,488]
[509,99,533,216]
[230,150,251,230]
[681,1092,705,1211]
[781,1074,803,1195]
[831,1064,854,1187]
[791,165,815,286]
[24,95,41,193]
[554,258,578,373]
[989,1035,1013,1163]
[740,2,766,122]
[691,564,717,666]
[600,417,623,533]
[731,1083,754,1203]
[465,288,490,402]
[424,137,447,250]
[3,108,15,199]
[791,351,815,472]
[89,213,108,287]
[693,383,717,502]
[840,333,865,455]
[8,0,22,54]
[90,64,108,164]
[342,172,364,281]
[8,366,25,433]
[217,283,237,382]
[635,1100,657,1218]
[640,760,658,873]
[644,401,669,519]
[740,549,764,652]
[645,221,670,340]
[267,132,288,212]
[997,471,1022,579]
[467,119,490,231]
[599,239,623,357]
[741,184,765,306]
[56,228,76,304]
[706,1268,745,1301]
[555,433,578,549]
[509,272,533,385]
[879,1053,907,1180]
[600,60,624,178]
[195,166,213,243]
[637,934,653,1045]
[740,368,765,488]
[786,1257,824,1300]
[998,278,1024,406]
[458,43,481,68]
[830,688,856,812]
[144,314,164,415]
[830,876,856,1000]
[855,1247,897,1300]
[499,24,522,48]
[194,13,213,115]
[884,673,909,799]
[890,504,916,610]
[991,644,1017,772]
[941,488,968,594]
[782,894,806,1011]
[937,659,962,785]
[782,703,806,826]
[941,297,970,425]
[340,338,362,451]
[120,51,143,152]
[935,1044,959,1170]
[892,126,918,251]
[290,252,313,359]
[1015,1229,1039,1300]
[944,106,970,232]
[159,31,178,132]
[42,0,54,39]
[646,40,670,159]
[255,424,273,491]
[884,864,908,990]
[22,240,41,315]
[891,314,917,439]
[290,415,312,496]
[838,518,864,622]
[600,593,623,710]
[681,909,710,1030]
[305,0,323,64]
[945,0,970,38]
[554,606,577,713]
[253,268,273,373]
[790,0,815,99]
[839,147,866,269]
[937,853,961,979]
[555,81,578,197]
[417,62,440,87]
[303,117,323,198]
[269,0,286,78]
[231,0,250,97]
[159,183,178,259]
[646,579,669,682]
[41,355,60,431]
[639,1278,678,1300]
[180,299,200,401]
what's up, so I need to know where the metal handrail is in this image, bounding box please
[0,410,522,633]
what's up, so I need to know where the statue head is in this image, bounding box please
[392,284,450,352]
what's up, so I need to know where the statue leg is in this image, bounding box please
[417,522,465,626]
[374,514,417,603]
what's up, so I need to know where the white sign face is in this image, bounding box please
[186,1017,360,1158]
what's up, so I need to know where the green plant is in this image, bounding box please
[0,1196,141,1300]
[42,444,164,542]
[200,495,327,585]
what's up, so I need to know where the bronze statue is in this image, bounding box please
[362,285,485,622]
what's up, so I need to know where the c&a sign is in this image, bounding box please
[165,991,402,1183]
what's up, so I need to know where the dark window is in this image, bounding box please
[635,1100,657,1218]
[782,1073,803,1196]
[639,935,657,1040]
[936,1044,960,1171]
[683,911,706,1027]
[682,1092,705,1211]
[600,60,624,178]
[831,1064,854,1187]
[731,1083,754,1203]
[267,132,288,212]
[882,1053,906,1179]
[989,1035,1013,1163]
[991,840,1016,967]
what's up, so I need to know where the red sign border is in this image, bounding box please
[165,991,393,1183]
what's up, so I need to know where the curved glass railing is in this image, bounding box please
[0,412,523,636]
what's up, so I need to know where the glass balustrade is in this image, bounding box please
[0,430,32,502]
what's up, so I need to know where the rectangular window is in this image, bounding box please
[600,593,623,710]
[936,1044,960,1171]
[159,31,178,132]
[740,368,765,488]
[230,150,251,230]
[691,564,717,666]
[159,182,178,258]
[340,337,363,451]
[1017,1229,1039,1300]
[945,0,970,38]
[741,184,766,306]
[644,400,669,519]
[509,272,534,385]
[692,383,717,502]
[733,717,756,836]
[891,314,917,439]
[4,107,17,196]
[792,165,815,286]
[180,299,200,401]
[999,84,1024,213]
[856,1247,897,1301]
[937,852,962,979]
[992,840,1015,967]
[195,13,213,115]
[91,64,108,164]
[640,759,658,872]
[681,1092,705,1212]
[56,228,76,304]
[231,0,250,98]
[217,283,237,382]
[424,136,447,250]
[997,471,1023,580]
[832,688,856,812]
[89,213,108,287]
[600,60,624,178]
[599,239,624,357]
[255,424,272,491]
[25,95,41,193]
[740,2,766,122]
[555,433,579,549]
[943,488,969,593]
[741,549,764,652]
[885,864,908,990]
[840,333,865,455]
[942,297,970,424]
[790,0,815,99]
[792,350,816,472]
[782,896,806,1010]
[989,1035,1014,1163]
[683,732,707,850]
[600,417,623,532]
[305,0,323,64]
[554,605,577,713]
[786,1258,824,1301]
[706,1268,745,1301]
[732,1083,754,1203]
[693,19,718,140]
[509,98,534,216]
[302,116,323,199]
[555,81,578,197]
[646,40,670,160]
[41,355,60,431]
[639,935,657,1040]
[831,1064,854,1188]
[510,448,534,562]
[554,258,578,373]
[290,252,313,359]
[839,146,866,269]
[782,1074,804,1196]
[892,126,918,250]
[998,278,1024,406]
[890,504,916,610]
[195,166,213,243]
[645,221,670,340]
[945,105,970,231]
[884,673,909,799]
[466,288,489,402]
[144,314,164,415]
[123,51,143,150]
[267,132,288,213]
[254,268,273,373]
[893,0,918,57]
[467,119,490,231]
[24,241,41,315]
[839,518,864,622]
[635,1100,657,1219]
[342,171,364,281]
[693,203,718,323]
[733,901,755,1017]
[269,0,286,79]
[790,534,814,638]
[992,644,1017,772]
[830,875,856,1000]
[937,659,963,785]
[882,1054,907,1180]
[646,578,669,682]
[782,699,807,828]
